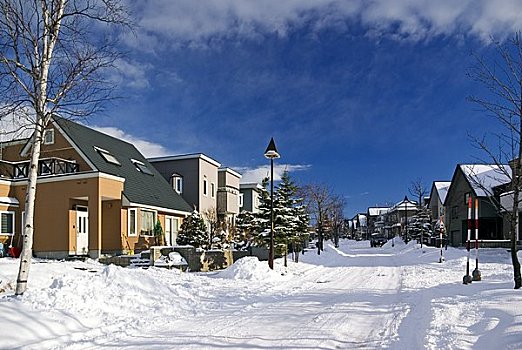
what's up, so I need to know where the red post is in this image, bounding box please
[472,198,481,281]
[464,196,472,284]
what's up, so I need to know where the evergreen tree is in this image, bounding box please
[177,210,209,249]
[211,224,230,250]
[252,177,272,247]
[274,171,310,263]
[235,211,256,249]
[153,220,164,246]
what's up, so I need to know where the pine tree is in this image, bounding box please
[153,220,164,246]
[177,210,209,249]
[235,211,256,249]
[274,171,310,263]
[252,177,272,247]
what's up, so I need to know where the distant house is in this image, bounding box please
[350,213,368,240]
[367,207,389,235]
[239,183,263,213]
[428,181,451,229]
[444,164,511,246]
[217,167,242,224]
[0,116,192,259]
[149,154,243,226]
[149,153,221,214]
[383,198,418,239]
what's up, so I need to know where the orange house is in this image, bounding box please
[0,116,192,259]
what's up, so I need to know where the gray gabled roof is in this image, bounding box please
[460,164,511,197]
[53,116,192,213]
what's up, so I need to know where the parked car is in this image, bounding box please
[370,233,387,247]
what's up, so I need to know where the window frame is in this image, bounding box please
[131,158,154,176]
[43,129,55,145]
[94,146,121,166]
[239,193,244,208]
[139,209,157,237]
[203,177,208,197]
[128,208,137,237]
[1,211,15,236]
[176,177,183,194]
[211,182,215,198]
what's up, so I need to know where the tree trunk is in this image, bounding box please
[512,168,522,289]
[15,125,43,295]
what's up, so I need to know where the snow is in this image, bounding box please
[368,207,389,216]
[434,181,451,204]
[460,164,511,197]
[1,240,522,349]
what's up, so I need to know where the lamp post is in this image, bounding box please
[264,137,280,270]
[404,196,409,244]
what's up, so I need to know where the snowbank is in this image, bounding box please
[1,239,522,349]
[214,256,286,281]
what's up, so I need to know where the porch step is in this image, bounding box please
[66,255,88,261]
[129,257,151,268]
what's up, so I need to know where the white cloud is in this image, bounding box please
[236,164,311,184]
[109,59,152,89]
[92,126,171,157]
[130,0,522,45]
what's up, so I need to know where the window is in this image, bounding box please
[203,177,208,196]
[43,129,54,145]
[464,192,471,205]
[211,183,215,198]
[1,211,14,235]
[176,177,183,194]
[171,174,183,194]
[94,146,120,166]
[140,209,156,236]
[128,208,137,237]
[239,193,244,208]
[131,159,153,176]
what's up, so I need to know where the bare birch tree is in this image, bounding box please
[0,0,130,295]
[467,32,522,289]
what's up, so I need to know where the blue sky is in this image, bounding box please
[88,0,522,216]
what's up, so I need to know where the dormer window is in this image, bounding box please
[94,146,120,166]
[43,129,54,145]
[131,159,153,176]
[171,174,183,194]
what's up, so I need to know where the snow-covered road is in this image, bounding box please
[1,239,522,349]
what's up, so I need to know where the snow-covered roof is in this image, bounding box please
[368,207,389,216]
[460,164,511,197]
[357,214,367,226]
[0,197,19,206]
[390,198,418,212]
[434,181,451,203]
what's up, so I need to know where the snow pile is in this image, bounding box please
[215,256,285,281]
[154,251,188,269]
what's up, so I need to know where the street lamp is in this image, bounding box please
[264,137,280,270]
[404,196,409,244]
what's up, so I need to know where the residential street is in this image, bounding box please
[2,239,521,349]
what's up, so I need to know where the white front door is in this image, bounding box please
[164,216,178,246]
[76,208,89,255]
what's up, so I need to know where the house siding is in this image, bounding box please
[445,167,508,246]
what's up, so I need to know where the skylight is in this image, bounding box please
[94,146,121,166]
[132,159,154,176]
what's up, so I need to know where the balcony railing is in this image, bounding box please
[0,157,79,179]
